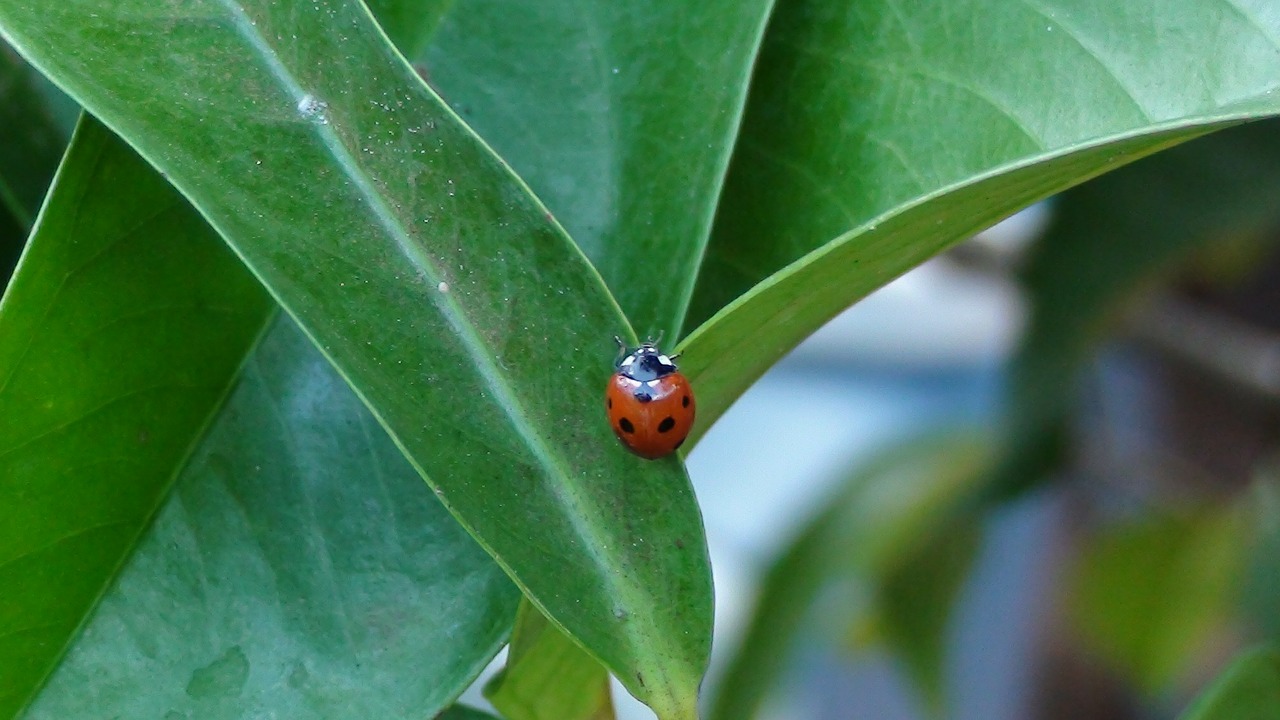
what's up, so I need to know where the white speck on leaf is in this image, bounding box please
[297,94,329,124]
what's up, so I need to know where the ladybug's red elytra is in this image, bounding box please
[606,340,696,459]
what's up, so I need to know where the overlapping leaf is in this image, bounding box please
[678,0,1280,438]
[0,117,272,718]
[22,317,519,719]
[424,0,775,339]
[0,1,711,716]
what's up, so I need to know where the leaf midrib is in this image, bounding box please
[216,0,648,664]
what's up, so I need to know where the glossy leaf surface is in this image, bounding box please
[0,117,272,718]
[424,0,775,339]
[22,317,520,720]
[0,2,711,715]
[678,0,1280,438]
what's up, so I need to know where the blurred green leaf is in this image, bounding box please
[0,3,711,715]
[0,43,66,227]
[486,600,615,720]
[874,516,982,714]
[709,433,992,720]
[437,706,504,720]
[0,117,272,717]
[22,316,519,720]
[1242,483,1280,641]
[1178,646,1280,720]
[996,120,1280,498]
[424,0,774,339]
[678,0,1280,441]
[1067,506,1248,692]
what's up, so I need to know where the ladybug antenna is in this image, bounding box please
[613,335,628,366]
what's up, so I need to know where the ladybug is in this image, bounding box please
[606,339,696,459]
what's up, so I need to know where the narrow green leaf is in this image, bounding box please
[0,43,66,227]
[1066,507,1248,691]
[681,125,1229,442]
[690,0,1280,326]
[486,600,615,720]
[22,316,520,720]
[0,117,273,717]
[1178,647,1280,720]
[709,433,991,720]
[424,0,775,338]
[874,515,981,714]
[678,0,1280,438]
[0,3,712,716]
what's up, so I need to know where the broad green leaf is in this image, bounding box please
[679,0,1280,437]
[485,600,615,720]
[424,0,775,339]
[994,119,1280,498]
[0,117,272,717]
[709,433,990,720]
[0,3,711,716]
[22,316,520,720]
[1178,646,1280,720]
[0,43,65,227]
[1066,506,1248,692]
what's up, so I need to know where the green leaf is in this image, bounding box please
[424,0,775,339]
[437,706,504,720]
[365,0,455,61]
[21,316,520,720]
[0,117,273,717]
[1178,646,1280,720]
[485,600,615,720]
[0,43,67,227]
[0,3,711,716]
[1066,506,1248,692]
[874,516,981,714]
[678,0,1280,438]
[709,433,991,720]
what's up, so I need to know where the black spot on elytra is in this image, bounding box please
[607,397,612,409]
[657,416,676,433]
[682,395,690,408]
[619,418,635,434]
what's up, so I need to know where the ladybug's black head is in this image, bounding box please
[618,343,678,382]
